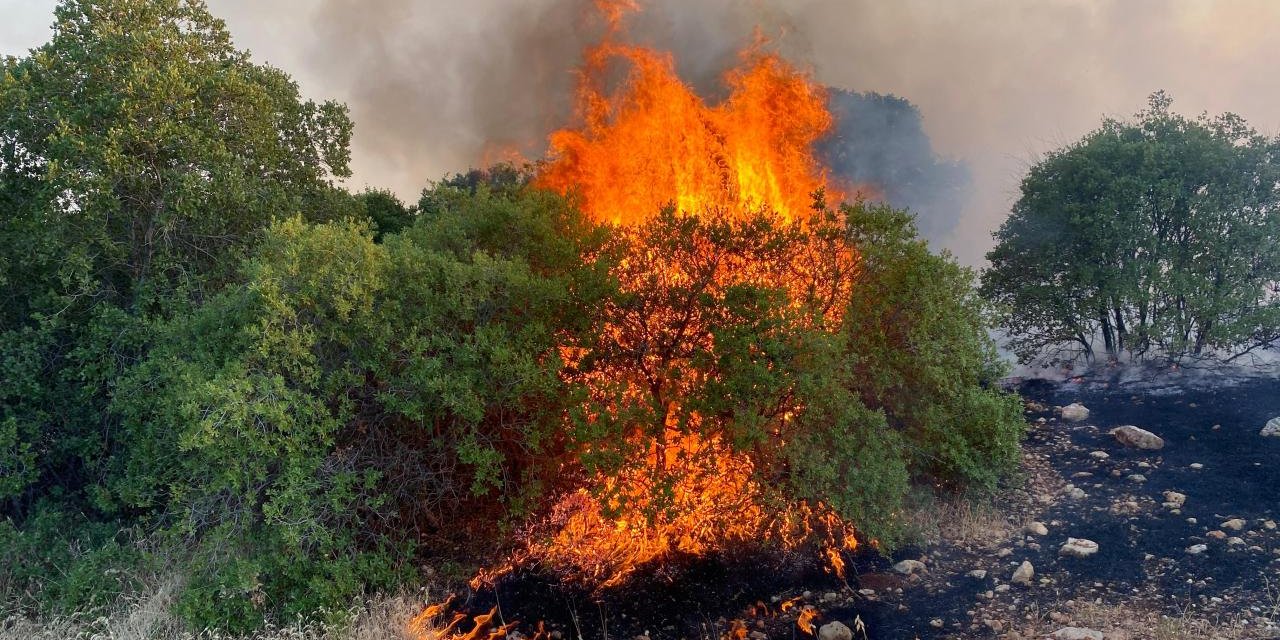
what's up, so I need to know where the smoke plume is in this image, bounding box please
[193,0,1280,264]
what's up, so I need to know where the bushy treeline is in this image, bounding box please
[1,0,1023,631]
[983,92,1280,364]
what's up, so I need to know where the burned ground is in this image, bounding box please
[462,373,1280,640]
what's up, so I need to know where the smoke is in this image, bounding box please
[819,90,969,242]
[197,0,1280,264]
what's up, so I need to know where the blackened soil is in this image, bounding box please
[456,375,1280,640]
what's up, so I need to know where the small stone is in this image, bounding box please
[997,548,1013,558]
[1128,474,1147,483]
[1163,491,1186,508]
[994,584,1010,593]
[1059,538,1099,558]
[1265,520,1277,530]
[1052,627,1104,640]
[1207,530,1227,540]
[967,569,987,580]
[1186,544,1208,555]
[892,559,926,575]
[1049,612,1071,624]
[1186,517,1197,524]
[1011,561,1035,586]
[984,619,1003,633]
[1222,518,1247,531]
[749,632,768,640]
[857,588,875,597]
[1111,425,1165,450]
[1060,403,1090,422]
[1190,463,1204,470]
[1025,522,1049,536]
[1228,537,1246,546]
[818,621,852,640]
[1262,417,1280,437]
[823,592,839,602]
[1089,451,1110,460]
[1065,486,1088,500]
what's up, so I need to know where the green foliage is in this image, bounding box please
[107,177,611,628]
[982,92,1280,363]
[844,202,1024,491]
[0,505,153,615]
[0,0,356,509]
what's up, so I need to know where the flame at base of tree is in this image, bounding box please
[485,432,859,590]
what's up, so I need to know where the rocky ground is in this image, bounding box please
[482,374,1280,640]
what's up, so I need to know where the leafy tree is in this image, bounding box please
[983,93,1280,363]
[843,202,1023,490]
[109,178,612,627]
[0,0,354,509]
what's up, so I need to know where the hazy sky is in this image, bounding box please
[4,0,1280,265]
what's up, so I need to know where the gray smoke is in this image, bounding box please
[819,90,969,242]
[192,0,1280,265]
[287,0,967,239]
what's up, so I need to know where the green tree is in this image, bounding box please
[982,93,1280,363]
[0,0,354,508]
[109,178,613,627]
[843,202,1023,490]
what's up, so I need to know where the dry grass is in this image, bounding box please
[901,491,1014,548]
[0,579,436,640]
[1010,599,1278,640]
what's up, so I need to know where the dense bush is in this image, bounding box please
[1,0,1025,630]
[843,203,1023,491]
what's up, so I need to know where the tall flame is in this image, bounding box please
[537,5,840,225]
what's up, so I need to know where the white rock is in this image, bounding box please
[1163,491,1187,508]
[818,621,852,640]
[1011,561,1035,586]
[892,559,926,575]
[1262,417,1280,437]
[1064,486,1088,500]
[1222,518,1247,531]
[1186,543,1208,555]
[1060,403,1090,422]
[1110,425,1165,450]
[1059,538,1099,558]
[1026,522,1049,536]
[1089,451,1110,460]
[1190,463,1204,470]
[1052,627,1104,640]
[967,569,987,579]
[1128,474,1147,483]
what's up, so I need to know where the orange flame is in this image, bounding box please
[408,596,532,640]
[796,606,819,635]
[537,15,840,225]
[505,0,862,590]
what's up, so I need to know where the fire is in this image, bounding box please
[408,596,533,640]
[536,3,841,224]
[506,0,863,589]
